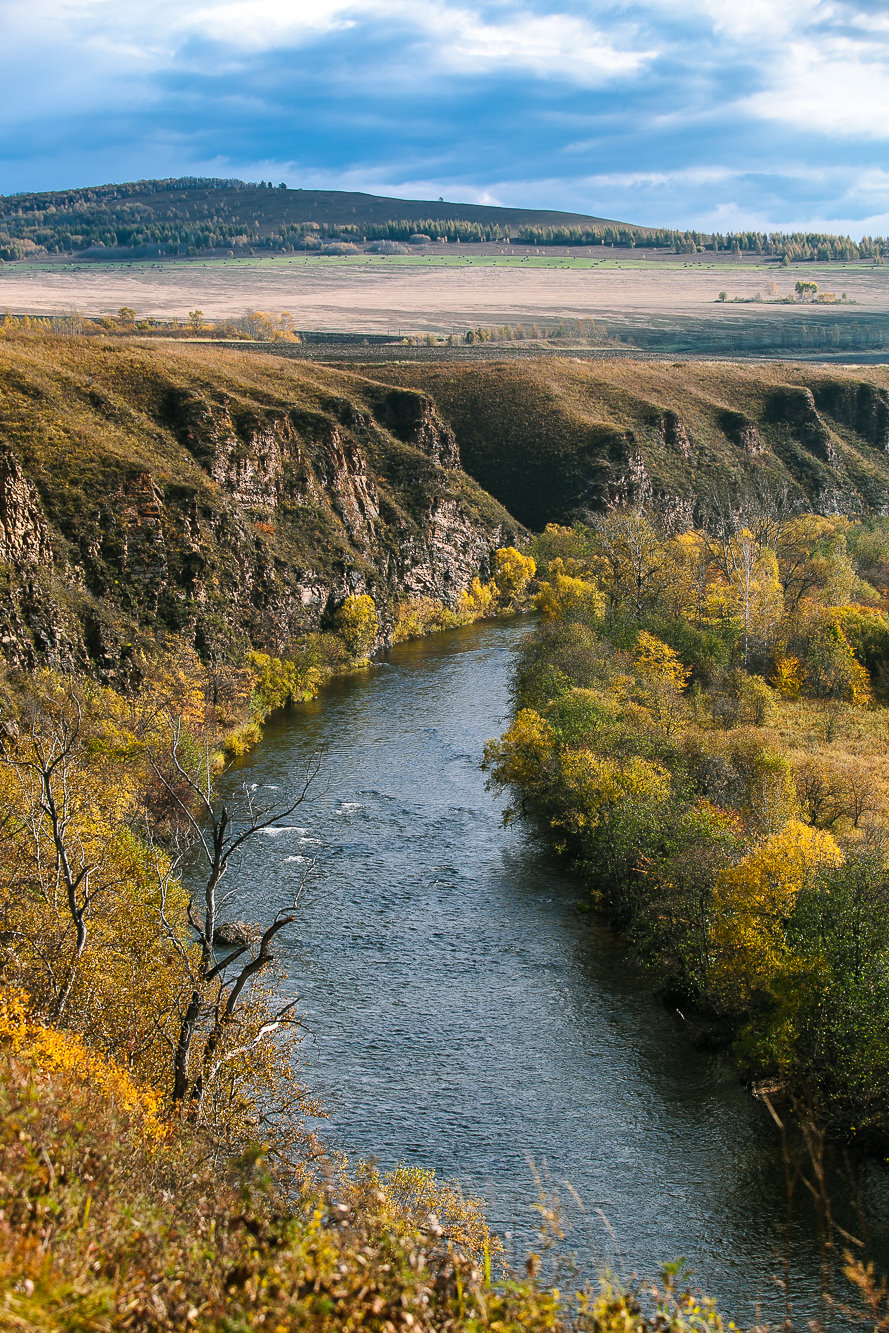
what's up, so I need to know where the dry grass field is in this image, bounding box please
[3,248,889,340]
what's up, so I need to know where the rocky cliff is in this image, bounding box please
[0,337,521,678]
[364,359,889,529]
[8,339,889,682]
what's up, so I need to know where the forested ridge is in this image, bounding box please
[0,176,885,262]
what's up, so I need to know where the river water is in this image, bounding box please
[219,617,886,1324]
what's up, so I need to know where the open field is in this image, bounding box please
[3,248,889,358]
[3,250,889,331]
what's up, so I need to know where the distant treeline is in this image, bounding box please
[343,220,887,262]
[0,177,886,263]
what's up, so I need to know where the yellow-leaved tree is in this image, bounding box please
[482,708,554,796]
[535,562,605,624]
[247,651,321,718]
[806,615,872,706]
[335,594,379,659]
[0,672,193,1079]
[632,631,690,734]
[593,507,665,617]
[710,820,844,1006]
[557,750,672,836]
[491,546,536,606]
[660,530,713,623]
[711,530,784,663]
[457,575,497,620]
[633,631,690,690]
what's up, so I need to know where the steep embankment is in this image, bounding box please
[0,336,521,677]
[366,359,889,528]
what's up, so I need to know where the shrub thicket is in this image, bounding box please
[487,509,889,1144]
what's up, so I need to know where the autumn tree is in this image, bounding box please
[593,507,665,618]
[143,708,322,1139]
[803,616,872,717]
[483,708,554,806]
[0,675,194,1086]
[711,820,844,1007]
[660,530,712,624]
[535,561,605,624]
[457,575,497,619]
[708,529,783,664]
[632,631,691,734]
[774,514,844,611]
[491,546,536,606]
[335,594,378,659]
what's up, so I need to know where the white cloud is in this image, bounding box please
[4,0,889,229]
[163,0,656,84]
[853,169,889,199]
[174,0,358,52]
[554,165,740,187]
[1,0,656,82]
[640,0,854,43]
[414,9,655,84]
[740,36,889,138]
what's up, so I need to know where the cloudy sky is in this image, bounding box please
[2,0,888,234]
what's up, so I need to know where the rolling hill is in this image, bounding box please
[2,177,881,267]
[0,177,644,262]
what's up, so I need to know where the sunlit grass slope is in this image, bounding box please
[369,359,889,528]
[0,333,518,673]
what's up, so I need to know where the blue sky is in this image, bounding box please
[2,0,888,234]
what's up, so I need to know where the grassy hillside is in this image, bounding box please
[366,359,889,529]
[0,332,520,675]
[6,338,889,685]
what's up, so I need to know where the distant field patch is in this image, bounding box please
[2,252,888,358]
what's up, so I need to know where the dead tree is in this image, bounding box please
[145,708,322,1115]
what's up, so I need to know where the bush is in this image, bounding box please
[246,650,321,718]
[491,546,536,606]
[0,1037,562,1333]
[334,594,379,659]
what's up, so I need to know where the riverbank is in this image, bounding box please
[209,617,889,1325]
[486,516,889,1154]
[3,614,888,1328]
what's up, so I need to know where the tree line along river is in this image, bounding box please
[214,616,889,1326]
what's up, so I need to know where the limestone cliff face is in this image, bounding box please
[0,342,522,679]
[0,450,52,567]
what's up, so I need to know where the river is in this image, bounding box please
[218,617,887,1324]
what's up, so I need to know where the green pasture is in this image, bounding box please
[8,252,885,278]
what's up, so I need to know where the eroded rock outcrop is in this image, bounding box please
[813,380,889,450]
[0,345,522,679]
[0,449,52,567]
[767,386,840,467]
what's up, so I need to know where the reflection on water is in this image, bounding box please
[211,618,886,1324]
